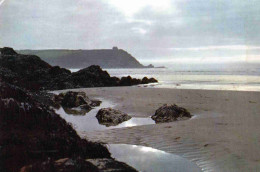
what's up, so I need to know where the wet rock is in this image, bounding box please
[119,76,158,86]
[90,100,102,107]
[87,158,137,172]
[141,77,158,84]
[71,65,118,87]
[20,158,99,172]
[151,104,192,123]
[119,76,141,86]
[96,108,132,126]
[60,91,91,108]
[53,91,102,115]
[0,81,112,172]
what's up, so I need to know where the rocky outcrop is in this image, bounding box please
[151,104,192,123]
[0,81,113,171]
[0,47,18,55]
[96,108,132,126]
[119,76,158,86]
[141,77,158,84]
[0,48,140,171]
[20,158,99,172]
[53,91,101,115]
[21,157,137,172]
[0,81,137,171]
[0,47,158,91]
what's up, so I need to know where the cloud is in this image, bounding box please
[0,0,260,64]
[169,45,260,51]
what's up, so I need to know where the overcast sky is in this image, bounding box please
[0,0,260,64]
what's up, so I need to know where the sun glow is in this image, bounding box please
[0,0,6,6]
[106,0,172,17]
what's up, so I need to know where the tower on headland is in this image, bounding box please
[112,46,119,51]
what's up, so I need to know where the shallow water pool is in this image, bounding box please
[108,144,202,172]
[55,98,155,132]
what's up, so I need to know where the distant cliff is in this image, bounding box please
[18,47,151,69]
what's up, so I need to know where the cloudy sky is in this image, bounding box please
[0,0,260,64]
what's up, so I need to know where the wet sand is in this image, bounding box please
[60,87,260,172]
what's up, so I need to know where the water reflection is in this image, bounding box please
[55,98,155,132]
[108,144,202,172]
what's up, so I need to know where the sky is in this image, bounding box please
[0,0,260,65]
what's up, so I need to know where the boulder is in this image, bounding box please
[119,76,158,86]
[53,91,102,115]
[60,91,91,108]
[71,65,118,87]
[119,76,141,86]
[151,104,192,123]
[141,77,158,84]
[96,108,132,126]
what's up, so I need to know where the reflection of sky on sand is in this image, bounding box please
[108,144,202,172]
[55,98,154,132]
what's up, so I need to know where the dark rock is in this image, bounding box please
[90,100,102,107]
[61,91,90,108]
[96,108,132,126]
[53,91,102,115]
[48,66,71,76]
[20,157,99,172]
[151,104,192,123]
[141,77,158,84]
[0,48,158,91]
[0,47,17,55]
[53,91,96,115]
[21,157,138,172]
[0,81,112,172]
[71,65,118,87]
[86,158,137,172]
[119,76,140,86]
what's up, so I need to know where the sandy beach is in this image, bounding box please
[62,87,260,172]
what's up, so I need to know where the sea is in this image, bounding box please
[70,65,260,92]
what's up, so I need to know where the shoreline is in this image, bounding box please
[63,87,260,172]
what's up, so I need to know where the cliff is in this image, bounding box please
[18,47,150,69]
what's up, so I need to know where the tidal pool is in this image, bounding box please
[55,98,155,132]
[108,144,202,172]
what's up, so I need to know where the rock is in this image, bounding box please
[146,64,154,68]
[71,65,118,87]
[141,77,158,84]
[21,158,99,172]
[151,104,192,123]
[0,47,17,55]
[0,81,112,172]
[63,105,92,115]
[0,48,158,90]
[53,91,102,115]
[119,76,158,86]
[119,76,141,86]
[90,100,102,107]
[96,108,132,126]
[61,91,91,108]
[86,158,137,172]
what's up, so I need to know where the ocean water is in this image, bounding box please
[70,68,260,91]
